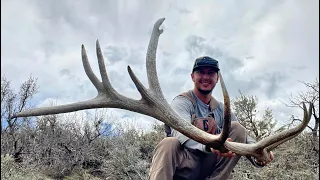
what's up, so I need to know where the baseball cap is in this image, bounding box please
[192,56,220,72]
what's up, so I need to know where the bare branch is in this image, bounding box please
[289,118,314,131]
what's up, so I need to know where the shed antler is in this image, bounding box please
[12,18,312,162]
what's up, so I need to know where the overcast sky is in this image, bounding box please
[2,0,319,130]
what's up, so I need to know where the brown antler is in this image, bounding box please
[12,18,311,161]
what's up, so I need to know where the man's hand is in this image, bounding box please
[254,151,274,166]
[210,138,236,158]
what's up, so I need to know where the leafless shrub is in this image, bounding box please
[101,123,149,180]
[232,132,319,180]
[1,75,37,162]
[282,78,319,152]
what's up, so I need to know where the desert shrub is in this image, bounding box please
[1,154,49,180]
[232,132,319,180]
[101,126,150,180]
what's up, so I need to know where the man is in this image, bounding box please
[149,56,273,180]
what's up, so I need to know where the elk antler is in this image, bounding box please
[12,18,312,161]
[12,18,231,152]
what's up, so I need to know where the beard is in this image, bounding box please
[197,87,213,95]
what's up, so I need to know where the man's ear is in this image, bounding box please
[191,73,195,82]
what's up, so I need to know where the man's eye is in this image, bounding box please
[197,70,215,75]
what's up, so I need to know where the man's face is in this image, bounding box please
[191,67,219,95]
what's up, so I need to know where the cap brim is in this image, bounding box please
[193,65,220,72]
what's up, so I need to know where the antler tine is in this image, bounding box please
[256,102,312,150]
[265,102,312,151]
[146,18,166,101]
[96,40,120,96]
[218,71,231,144]
[81,44,105,93]
[202,71,232,153]
[10,98,108,118]
[224,102,312,162]
[127,66,152,101]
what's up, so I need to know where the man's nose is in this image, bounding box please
[202,73,210,78]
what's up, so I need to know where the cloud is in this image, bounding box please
[2,0,318,132]
[185,35,224,59]
[59,69,71,77]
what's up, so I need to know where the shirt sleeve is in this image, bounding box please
[170,96,211,153]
